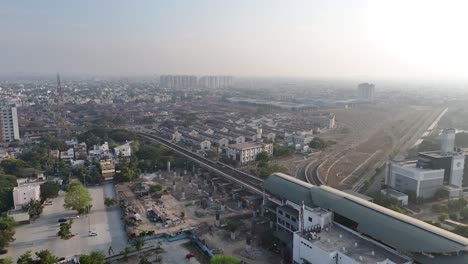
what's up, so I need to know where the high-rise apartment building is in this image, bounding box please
[159,75,197,88]
[0,104,20,142]
[357,83,375,103]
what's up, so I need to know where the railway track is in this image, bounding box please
[136,131,264,194]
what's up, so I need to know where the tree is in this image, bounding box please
[0,216,15,250]
[0,174,17,213]
[40,182,60,201]
[460,207,468,220]
[210,255,241,264]
[57,220,73,239]
[226,220,239,240]
[79,251,106,264]
[16,251,33,264]
[0,257,13,264]
[104,197,117,207]
[134,237,144,255]
[438,213,449,222]
[139,257,151,264]
[449,213,459,221]
[255,151,269,162]
[123,246,132,260]
[64,184,92,214]
[22,200,43,218]
[0,159,27,175]
[35,250,57,264]
[149,184,162,193]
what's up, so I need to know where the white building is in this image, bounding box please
[285,133,313,146]
[60,148,74,160]
[386,161,444,199]
[114,142,132,157]
[12,184,40,209]
[226,142,273,164]
[0,104,20,142]
[293,223,412,264]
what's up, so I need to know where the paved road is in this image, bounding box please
[6,183,127,260]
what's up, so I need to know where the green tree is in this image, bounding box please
[40,182,60,201]
[35,250,57,264]
[0,257,13,264]
[134,237,144,255]
[149,184,162,193]
[79,251,106,264]
[460,207,468,220]
[57,220,73,239]
[104,197,117,207]
[16,250,34,264]
[438,213,449,222]
[64,184,92,214]
[226,220,239,240]
[0,216,15,250]
[0,159,27,175]
[139,257,151,264]
[255,151,269,162]
[0,174,17,213]
[210,255,241,264]
[22,200,43,218]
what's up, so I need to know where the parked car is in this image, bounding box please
[44,201,53,205]
[58,218,67,223]
[0,249,8,255]
[69,215,79,219]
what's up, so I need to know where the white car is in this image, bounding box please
[88,231,98,237]
[69,215,80,219]
[44,201,53,205]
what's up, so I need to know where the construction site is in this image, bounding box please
[115,164,279,264]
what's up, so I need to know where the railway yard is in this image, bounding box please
[309,105,446,190]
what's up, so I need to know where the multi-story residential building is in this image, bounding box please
[226,142,273,164]
[285,133,314,146]
[160,75,197,88]
[99,159,115,178]
[198,76,234,88]
[357,83,375,103]
[0,104,20,142]
[12,184,40,209]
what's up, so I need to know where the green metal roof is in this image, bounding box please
[263,173,468,255]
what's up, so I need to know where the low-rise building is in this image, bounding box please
[114,142,132,157]
[226,142,273,164]
[12,184,40,209]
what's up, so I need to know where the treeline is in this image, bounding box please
[76,128,136,149]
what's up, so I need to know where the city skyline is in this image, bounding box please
[1,0,468,81]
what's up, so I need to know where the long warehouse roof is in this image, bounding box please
[263,173,468,254]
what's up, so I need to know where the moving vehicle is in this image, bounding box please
[58,218,67,223]
[88,231,98,237]
[69,215,80,219]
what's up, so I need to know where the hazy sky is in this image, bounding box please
[1,0,467,80]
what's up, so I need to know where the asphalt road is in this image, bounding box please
[6,182,127,261]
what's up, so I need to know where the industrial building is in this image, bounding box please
[0,104,20,143]
[263,173,468,264]
[385,160,445,199]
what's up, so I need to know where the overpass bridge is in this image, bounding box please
[136,132,264,195]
